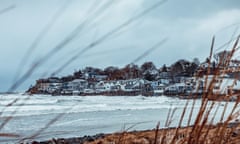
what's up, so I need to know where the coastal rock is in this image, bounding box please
[34,133,105,144]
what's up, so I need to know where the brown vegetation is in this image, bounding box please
[85,124,240,144]
[35,35,240,144]
[1,1,240,143]
[82,36,240,144]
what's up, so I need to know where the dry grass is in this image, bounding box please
[0,1,240,143]
[82,126,219,144]
[85,124,240,144]
[84,35,240,144]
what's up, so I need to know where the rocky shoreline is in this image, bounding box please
[26,122,240,144]
[27,133,105,144]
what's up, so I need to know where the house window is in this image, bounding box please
[214,86,220,90]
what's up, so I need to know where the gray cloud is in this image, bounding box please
[144,0,240,19]
[0,0,239,92]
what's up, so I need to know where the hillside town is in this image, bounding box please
[27,51,240,98]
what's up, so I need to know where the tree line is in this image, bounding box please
[56,58,200,82]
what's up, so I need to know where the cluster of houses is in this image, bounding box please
[32,77,169,96]
[29,72,240,98]
[28,51,240,98]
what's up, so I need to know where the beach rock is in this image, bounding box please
[35,133,105,144]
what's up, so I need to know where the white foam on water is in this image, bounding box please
[0,94,239,143]
[0,94,205,117]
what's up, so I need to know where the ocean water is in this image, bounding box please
[0,94,237,143]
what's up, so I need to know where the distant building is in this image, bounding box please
[64,79,88,94]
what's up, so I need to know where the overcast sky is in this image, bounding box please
[0,0,240,92]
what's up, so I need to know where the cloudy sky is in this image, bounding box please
[0,0,240,92]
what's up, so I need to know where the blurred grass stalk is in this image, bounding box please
[86,36,240,144]
[1,0,240,143]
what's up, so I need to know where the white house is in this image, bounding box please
[164,83,193,95]
[123,79,144,92]
[67,79,88,92]
[95,81,111,93]
[202,75,240,95]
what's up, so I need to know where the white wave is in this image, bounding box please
[0,99,59,106]
[0,94,207,117]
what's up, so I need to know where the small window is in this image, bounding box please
[214,86,220,89]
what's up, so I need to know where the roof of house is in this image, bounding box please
[71,79,86,83]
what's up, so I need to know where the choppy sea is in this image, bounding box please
[0,94,237,143]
